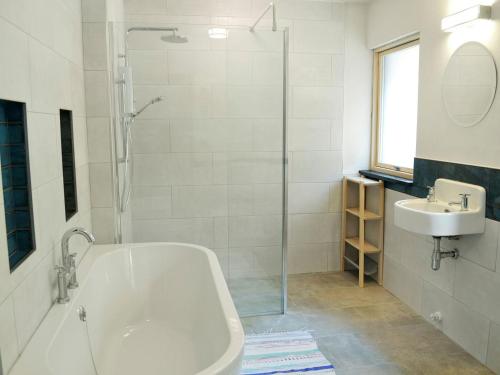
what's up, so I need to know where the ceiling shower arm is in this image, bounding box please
[250,2,277,32]
[126,26,178,35]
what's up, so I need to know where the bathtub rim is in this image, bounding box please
[8,242,244,375]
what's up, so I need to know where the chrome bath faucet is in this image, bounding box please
[56,228,95,304]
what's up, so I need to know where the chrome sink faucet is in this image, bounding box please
[449,193,470,211]
[427,186,436,202]
[56,228,95,304]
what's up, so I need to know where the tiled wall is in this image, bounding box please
[0,1,93,373]
[366,1,500,371]
[123,0,371,275]
[384,189,500,372]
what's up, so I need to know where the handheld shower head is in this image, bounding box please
[132,96,164,118]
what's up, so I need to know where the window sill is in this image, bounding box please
[359,170,413,185]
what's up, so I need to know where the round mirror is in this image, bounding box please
[443,42,497,127]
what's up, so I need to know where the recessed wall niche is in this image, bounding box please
[0,99,36,271]
[59,110,78,221]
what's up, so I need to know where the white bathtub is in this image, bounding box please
[9,243,244,375]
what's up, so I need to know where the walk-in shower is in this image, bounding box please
[109,14,288,316]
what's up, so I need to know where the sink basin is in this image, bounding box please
[394,178,486,237]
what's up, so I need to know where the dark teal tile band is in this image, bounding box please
[361,158,500,221]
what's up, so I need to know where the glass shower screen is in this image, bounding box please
[112,23,288,316]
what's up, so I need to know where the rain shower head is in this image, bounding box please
[161,30,188,44]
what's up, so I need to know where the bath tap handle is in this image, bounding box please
[427,186,436,202]
[68,253,79,289]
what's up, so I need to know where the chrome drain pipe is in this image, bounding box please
[431,236,459,271]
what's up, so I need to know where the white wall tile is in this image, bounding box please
[422,282,490,363]
[89,163,113,208]
[72,116,90,168]
[172,185,228,218]
[132,218,214,247]
[289,183,330,214]
[132,153,170,186]
[228,184,282,216]
[83,22,108,70]
[0,0,31,33]
[29,41,61,113]
[214,217,229,249]
[27,113,61,188]
[82,0,107,22]
[291,151,342,182]
[212,0,252,17]
[215,152,282,184]
[329,181,342,213]
[293,20,345,54]
[126,0,166,14]
[131,185,172,220]
[87,117,112,163]
[84,70,110,117]
[13,254,56,349]
[168,153,213,185]
[292,86,343,119]
[253,119,283,152]
[454,258,500,325]
[327,242,341,272]
[291,54,333,85]
[0,19,31,103]
[442,219,499,271]
[91,208,115,244]
[212,85,282,118]
[252,52,283,85]
[168,50,226,85]
[289,213,340,244]
[131,119,170,154]
[289,119,332,151]
[487,323,500,374]
[288,243,328,274]
[32,179,66,254]
[0,297,19,373]
[128,50,169,85]
[228,215,282,247]
[165,0,211,16]
[28,0,56,49]
[383,255,423,314]
[170,119,252,152]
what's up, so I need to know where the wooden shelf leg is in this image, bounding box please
[378,183,385,285]
[340,178,347,273]
[359,252,365,288]
[358,183,365,288]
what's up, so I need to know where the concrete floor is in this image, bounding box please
[241,272,494,375]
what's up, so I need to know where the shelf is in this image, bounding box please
[346,208,382,221]
[344,255,378,276]
[345,176,383,186]
[345,237,380,253]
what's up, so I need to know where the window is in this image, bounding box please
[372,37,420,178]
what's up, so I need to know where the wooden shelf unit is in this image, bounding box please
[340,176,385,287]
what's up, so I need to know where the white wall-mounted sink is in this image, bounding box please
[394,178,486,237]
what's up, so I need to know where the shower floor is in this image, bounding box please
[241,272,493,375]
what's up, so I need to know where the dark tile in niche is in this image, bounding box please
[0,99,36,271]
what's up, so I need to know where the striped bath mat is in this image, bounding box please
[241,331,335,375]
